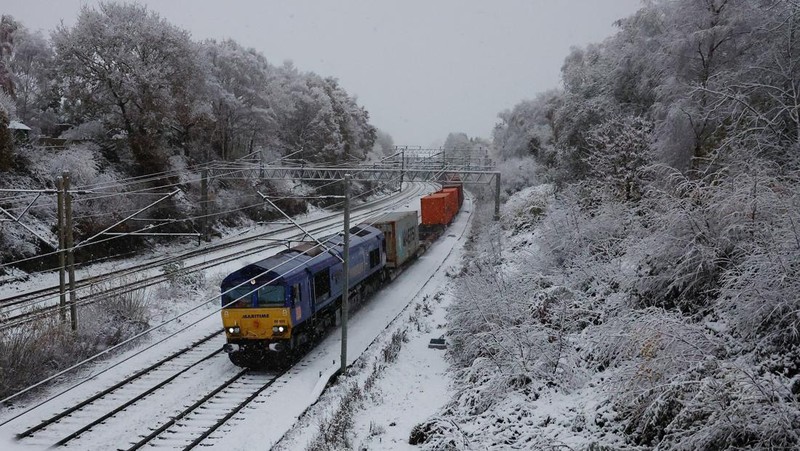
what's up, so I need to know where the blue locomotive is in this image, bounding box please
[220,224,388,367]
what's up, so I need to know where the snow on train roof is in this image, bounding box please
[250,224,382,277]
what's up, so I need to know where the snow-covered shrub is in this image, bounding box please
[497,156,542,197]
[0,296,151,400]
[630,163,797,316]
[88,278,150,332]
[449,263,583,387]
[0,224,39,268]
[156,260,206,300]
[0,316,66,400]
[306,381,362,451]
[381,328,407,363]
[586,310,721,408]
[409,417,470,449]
[59,120,107,141]
[583,115,652,202]
[583,309,800,448]
[24,144,101,185]
[500,183,554,236]
[714,169,800,347]
[626,167,732,312]
[83,292,150,345]
[532,189,640,296]
[654,366,800,450]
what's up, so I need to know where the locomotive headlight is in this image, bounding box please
[272,325,286,334]
[227,326,240,334]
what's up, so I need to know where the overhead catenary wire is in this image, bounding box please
[0,172,398,274]
[0,153,365,270]
[0,146,312,214]
[0,179,414,321]
[0,151,415,292]
[0,174,402,273]
[0,226,363,426]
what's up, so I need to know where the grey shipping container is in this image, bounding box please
[371,211,419,268]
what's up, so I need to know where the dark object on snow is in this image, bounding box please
[409,418,467,447]
[428,337,447,349]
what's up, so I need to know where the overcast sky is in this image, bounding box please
[5,0,642,147]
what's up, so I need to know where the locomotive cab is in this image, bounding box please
[220,266,310,366]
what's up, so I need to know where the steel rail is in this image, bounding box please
[16,330,224,441]
[124,369,269,450]
[0,184,428,327]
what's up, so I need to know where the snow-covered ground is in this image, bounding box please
[0,183,471,450]
[274,197,474,451]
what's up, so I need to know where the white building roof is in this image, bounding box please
[8,120,31,131]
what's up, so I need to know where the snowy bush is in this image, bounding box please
[23,144,101,185]
[500,183,554,236]
[0,295,150,400]
[714,168,800,347]
[88,278,151,332]
[497,156,542,197]
[409,417,470,449]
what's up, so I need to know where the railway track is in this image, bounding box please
[0,184,429,330]
[16,330,227,448]
[126,370,278,450]
[15,328,280,450]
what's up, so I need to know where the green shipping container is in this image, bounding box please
[372,211,419,268]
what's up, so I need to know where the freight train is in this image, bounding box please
[220,184,463,367]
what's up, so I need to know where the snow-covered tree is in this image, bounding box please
[9,27,57,135]
[0,15,18,98]
[203,38,273,161]
[52,2,206,174]
[373,129,395,156]
[0,103,12,170]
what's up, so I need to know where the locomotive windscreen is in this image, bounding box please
[257,285,285,306]
[222,286,253,308]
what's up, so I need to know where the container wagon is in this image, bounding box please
[420,192,456,226]
[372,211,419,269]
[441,187,462,209]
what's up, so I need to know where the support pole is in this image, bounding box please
[399,147,405,192]
[340,174,351,375]
[494,171,501,221]
[201,168,209,241]
[56,176,66,323]
[63,171,78,331]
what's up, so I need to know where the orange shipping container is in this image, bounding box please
[441,188,461,210]
[442,183,463,207]
[420,193,455,225]
[439,189,458,218]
